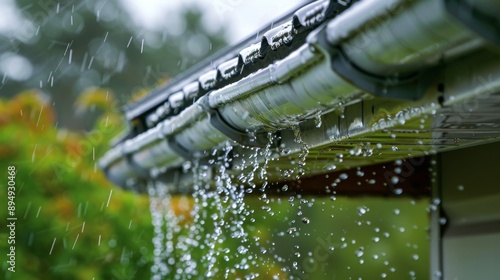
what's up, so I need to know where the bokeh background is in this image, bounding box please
[0,0,429,279]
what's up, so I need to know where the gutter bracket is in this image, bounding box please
[124,151,150,179]
[209,109,274,148]
[167,137,197,160]
[167,132,235,166]
[311,26,436,101]
[198,95,278,148]
[121,148,150,192]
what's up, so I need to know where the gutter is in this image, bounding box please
[99,0,500,192]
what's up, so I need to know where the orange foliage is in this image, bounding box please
[75,87,117,113]
[3,90,56,131]
[53,195,75,219]
[170,195,195,226]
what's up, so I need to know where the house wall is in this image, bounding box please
[438,141,500,279]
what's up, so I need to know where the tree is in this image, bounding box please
[0,0,227,129]
[0,90,154,279]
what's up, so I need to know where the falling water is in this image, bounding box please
[148,181,172,279]
[146,122,428,279]
[148,139,279,279]
[291,125,310,180]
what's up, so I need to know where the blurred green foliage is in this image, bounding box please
[245,196,430,279]
[0,91,154,279]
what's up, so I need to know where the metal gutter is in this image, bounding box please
[99,0,500,191]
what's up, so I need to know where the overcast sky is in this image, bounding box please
[120,0,307,43]
[0,0,307,44]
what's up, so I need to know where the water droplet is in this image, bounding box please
[357,206,369,216]
[350,146,362,156]
[412,254,419,260]
[281,148,292,155]
[302,217,310,224]
[287,227,297,235]
[355,247,364,257]
[457,185,464,191]
[393,209,400,215]
[391,176,399,185]
[433,270,443,277]
[234,246,248,258]
[326,164,337,171]
[315,114,322,128]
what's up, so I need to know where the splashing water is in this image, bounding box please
[148,181,175,279]
[291,125,310,180]
[148,140,281,279]
[145,125,427,279]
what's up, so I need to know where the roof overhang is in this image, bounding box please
[99,0,500,193]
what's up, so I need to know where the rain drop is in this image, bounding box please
[391,176,399,185]
[357,206,368,216]
[355,248,364,257]
[315,114,322,128]
[287,227,297,235]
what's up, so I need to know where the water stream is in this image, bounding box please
[146,125,429,279]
